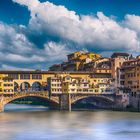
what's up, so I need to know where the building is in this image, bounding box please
[47,73,114,95]
[49,51,102,71]
[83,58,112,75]
[2,77,14,94]
[111,52,130,87]
[49,64,62,71]
[0,74,14,94]
[47,76,62,94]
[120,57,140,96]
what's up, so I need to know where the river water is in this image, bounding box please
[0,104,140,140]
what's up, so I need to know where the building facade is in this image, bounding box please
[47,73,114,95]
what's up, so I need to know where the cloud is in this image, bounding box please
[0,21,71,69]
[44,42,71,61]
[124,14,140,34]
[0,22,34,54]
[1,64,33,70]
[0,0,140,70]
[13,0,140,53]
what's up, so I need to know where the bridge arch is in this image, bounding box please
[32,82,42,91]
[71,95,115,108]
[20,82,31,91]
[14,82,19,92]
[1,92,59,112]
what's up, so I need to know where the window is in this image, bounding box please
[134,73,136,77]
[120,75,125,79]
[66,77,70,80]
[128,81,132,85]
[20,74,30,79]
[71,89,75,91]
[8,74,19,79]
[120,81,124,85]
[32,74,42,79]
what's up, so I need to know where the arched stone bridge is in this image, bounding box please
[0,92,122,112]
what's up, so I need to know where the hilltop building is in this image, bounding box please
[49,51,102,71]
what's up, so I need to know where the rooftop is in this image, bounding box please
[111,52,129,58]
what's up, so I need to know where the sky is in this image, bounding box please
[0,0,140,70]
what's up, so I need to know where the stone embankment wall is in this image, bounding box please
[129,96,140,110]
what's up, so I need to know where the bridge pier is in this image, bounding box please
[59,94,71,111]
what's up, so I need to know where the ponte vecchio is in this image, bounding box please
[0,70,124,112]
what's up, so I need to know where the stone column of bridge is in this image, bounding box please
[0,104,4,112]
[0,96,4,112]
[59,93,71,111]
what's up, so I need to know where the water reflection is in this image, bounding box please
[0,104,140,140]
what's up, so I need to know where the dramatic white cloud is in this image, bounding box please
[44,42,71,61]
[124,14,140,33]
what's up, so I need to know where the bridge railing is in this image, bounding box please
[14,90,49,95]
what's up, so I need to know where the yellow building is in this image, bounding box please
[47,76,62,94]
[2,77,14,94]
[0,75,4,94]
[0,74,14,94]
[67,51,86,61]
[50,51,102,71]
[47,73,113,95]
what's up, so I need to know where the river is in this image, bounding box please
[0,104,140,140]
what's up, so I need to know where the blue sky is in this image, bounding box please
[0,0,140,70]
[1,0,140,24]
